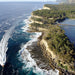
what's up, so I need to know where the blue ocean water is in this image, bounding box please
[0,2,43,75]
[0,2,59,75]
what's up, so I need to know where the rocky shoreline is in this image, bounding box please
[26,40,51,70]
[27,5,75,74]
[27,24,75,75]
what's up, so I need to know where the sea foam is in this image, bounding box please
[18,17,59,75]
[21,16,31,32]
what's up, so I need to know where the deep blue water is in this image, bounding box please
[0,2,59,75]
[0,2,44,75]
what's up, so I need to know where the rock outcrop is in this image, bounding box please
[43,6,51,10]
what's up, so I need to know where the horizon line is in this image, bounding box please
[0,1,56,2]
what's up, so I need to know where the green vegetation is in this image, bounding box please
[30,23,49,29]
[30,4,75,71]
[45,25,75,63]
[32,9,66,24]
[32,4,75,25]
[58,63,68,70]
[44,4,75,19]
[31,17,43,22]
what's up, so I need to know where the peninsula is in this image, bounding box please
[29,3,75,75]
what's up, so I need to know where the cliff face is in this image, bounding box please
[43,6,51,10]
[40,39,56,59]
[29,18,43,24]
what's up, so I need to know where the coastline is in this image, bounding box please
[28,26,64,75]
[28,25,75,75]
[19,16,59,75]
[27,17,63,74]
[21,4,75,74]
[28,13,75,74]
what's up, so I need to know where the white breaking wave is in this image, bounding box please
[19,32,59,75]
[21,16,31,32]
[18,17,59,75]
[0,25,16,66]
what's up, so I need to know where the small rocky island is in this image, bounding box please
[29,3,75,75]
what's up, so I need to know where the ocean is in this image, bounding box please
[0,2,59,75]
